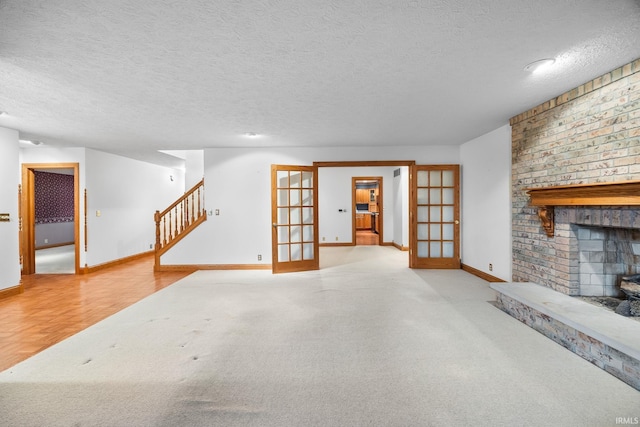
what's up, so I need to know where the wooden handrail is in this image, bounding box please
[157,179,205,218]
[154,179,207,270]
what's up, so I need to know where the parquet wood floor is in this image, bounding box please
[0,255,191,372]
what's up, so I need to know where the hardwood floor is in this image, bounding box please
[2,239,383,372]
[0,255,190,372]
[356,230,379,245]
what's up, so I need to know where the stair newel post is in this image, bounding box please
[154,210,161,251]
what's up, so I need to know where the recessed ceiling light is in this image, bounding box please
[0,111,7,116]
[245,132,259,138]
[524,58,556,74]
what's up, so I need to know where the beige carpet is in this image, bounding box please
[1,246,639,426]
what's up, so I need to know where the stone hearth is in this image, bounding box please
[491,282,640,391]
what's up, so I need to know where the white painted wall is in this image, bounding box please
[393,166,409,248]
[84,149,185,266]
[36,222,74,247]
[162,145,457,266]
[185,150,204,190]
[0,127,20,291]
[460,124,512,280]
[20,147,87,166]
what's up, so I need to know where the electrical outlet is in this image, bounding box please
[44,238,48,244]
[149,244,153,249]
[258,254,262,261]
[322,237,326,241]
[489,263,493,271]
[335,236,339,241]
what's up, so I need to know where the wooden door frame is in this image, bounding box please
[314,161,414,249]
[21,163,80,275]
[352,176,383,245]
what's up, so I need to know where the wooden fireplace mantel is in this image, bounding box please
[525,180,640,237]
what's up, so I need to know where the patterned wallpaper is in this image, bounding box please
[34,171,74,224]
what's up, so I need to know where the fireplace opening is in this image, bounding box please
[620,275,640,316]
[575,224,640,318]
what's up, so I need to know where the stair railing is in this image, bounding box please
[154,179,206,270]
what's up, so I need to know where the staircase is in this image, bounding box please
[154,179,206,271]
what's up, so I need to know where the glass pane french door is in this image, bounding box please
[271,165,319,273]
[410,165,460,269]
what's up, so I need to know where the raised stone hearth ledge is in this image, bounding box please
[491,282,640,390]
[525,180,640,237]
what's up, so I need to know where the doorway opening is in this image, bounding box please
[21,163,80,275]
[353,177,382,246]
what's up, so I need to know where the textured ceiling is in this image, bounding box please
[1,0,640,167]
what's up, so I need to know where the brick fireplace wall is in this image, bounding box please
[511,58,640,295]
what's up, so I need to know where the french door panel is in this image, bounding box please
[410,165,460,269]
[271,165,319,273]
